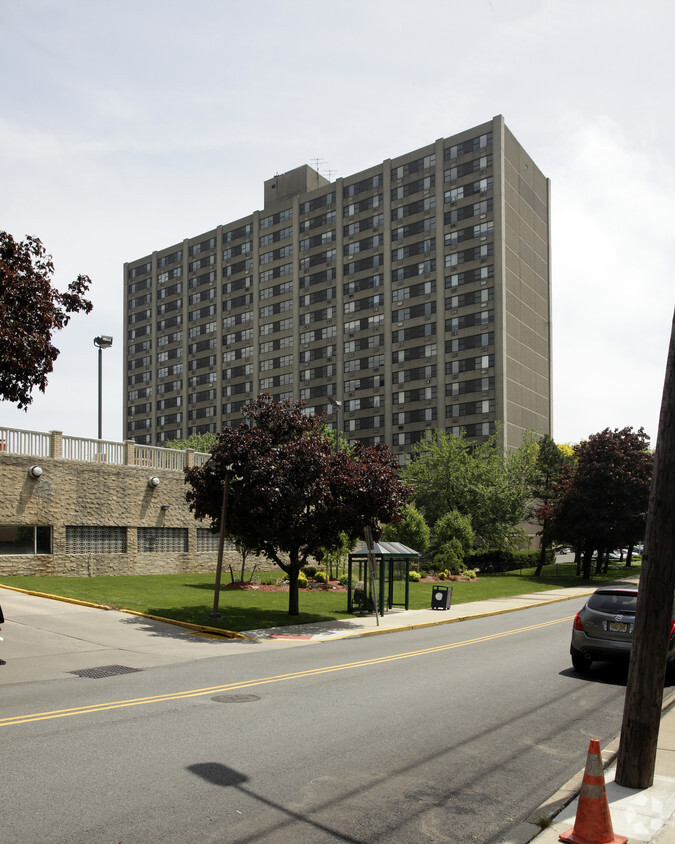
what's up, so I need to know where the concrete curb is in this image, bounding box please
[0,583,248,640]
[246,591,595,642]
[0,582,117,611]
[501,687,675,844]
[1,581,594,644]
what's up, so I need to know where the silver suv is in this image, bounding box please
[570,585,675,673]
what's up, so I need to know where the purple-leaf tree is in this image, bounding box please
[185,395,411,616]
[0,232,93,408]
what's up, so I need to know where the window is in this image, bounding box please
[137,528,188,553]
[65,526,124,554]
[0,525,52,555]
[197,529,237,553]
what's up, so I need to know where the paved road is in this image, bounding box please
[0,593,644,843]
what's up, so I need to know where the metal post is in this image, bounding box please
[328,395,343,581]
[210,472,230,620]
[93,336,113,440]
[364,526,380,626]
[97,346,103,440]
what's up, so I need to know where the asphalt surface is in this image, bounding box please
[1,580,674,843]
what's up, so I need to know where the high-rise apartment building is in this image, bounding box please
[124,115,551,457]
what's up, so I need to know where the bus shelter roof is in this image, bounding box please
[349,540,421,559]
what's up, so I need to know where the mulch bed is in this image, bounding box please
[223,580,348,592]
[224,574,473,592]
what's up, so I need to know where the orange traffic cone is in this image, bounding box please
[559,738,627,843]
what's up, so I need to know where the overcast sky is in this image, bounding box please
[1,0,673,448]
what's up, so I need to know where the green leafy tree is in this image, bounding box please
[430,510,475,574]
[532,434,571,575]
[432,510,475,556]
[434,538,466,575]
[166,432,217,453]
[381,504,430,554]
[184,395,410,616]
[401,428,539,551]
[0,232,93,408]
[544,427,653,579]
[316,531,355,582]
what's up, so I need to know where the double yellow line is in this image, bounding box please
[0,616,572,728]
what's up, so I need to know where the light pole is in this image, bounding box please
[327,396,343,453]
[210,467,233,620]
[94,336,113,440]
[327,396,343,581]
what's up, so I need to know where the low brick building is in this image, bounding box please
[0,427,251,577]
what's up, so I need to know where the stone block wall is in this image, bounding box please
[0,453,275,577]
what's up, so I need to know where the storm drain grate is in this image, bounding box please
[69,664,143,679]
[211,694,261,703]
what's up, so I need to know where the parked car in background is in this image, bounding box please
[570,585,675,674]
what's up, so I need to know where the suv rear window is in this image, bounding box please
[588,591,637,614]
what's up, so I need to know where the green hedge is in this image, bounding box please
[468,549,554,573]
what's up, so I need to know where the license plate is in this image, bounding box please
[609,621,629,632]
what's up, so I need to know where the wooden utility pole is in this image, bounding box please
[615,309,675,788]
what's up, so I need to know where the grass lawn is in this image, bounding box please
[0,561,640,633]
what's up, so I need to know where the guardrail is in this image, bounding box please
[0,426,210,471]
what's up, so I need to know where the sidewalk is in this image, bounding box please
[506,692,675,844]
[1,581,674,842]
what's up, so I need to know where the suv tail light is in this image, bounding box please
[669,619,675,639]
[573,612,585,631]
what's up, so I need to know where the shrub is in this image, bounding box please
[420,558,444,574]
[297,572,308,588]
[437,570,446,580]
[432,511,474,556]
[302,565,318,578]
[257,575,278,585]
[338,575,353,587]
[381,504,431,554]
[434,538,466,574]
[468,549,551,573]
[408,569,421,582]
[464,569,477,580]
[314,570,327,584]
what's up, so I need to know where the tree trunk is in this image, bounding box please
[626,545,633,567]
[535,520,549,575]
[581,546,593,580]
[287,561,300,616]
[616,309,675,788]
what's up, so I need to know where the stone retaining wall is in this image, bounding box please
[0,453,276,577]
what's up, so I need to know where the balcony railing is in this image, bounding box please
[0,426,210,471]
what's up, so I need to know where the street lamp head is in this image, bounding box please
[327,396,342,409]
[94,335,113,349]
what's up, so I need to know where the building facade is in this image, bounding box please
[124,115,552,456]
[0,426,252,577]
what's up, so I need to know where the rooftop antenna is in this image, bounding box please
[311,158,326,175]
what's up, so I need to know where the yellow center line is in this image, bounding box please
[0,615,573,727]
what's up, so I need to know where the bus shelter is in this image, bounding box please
[347,541,421,614]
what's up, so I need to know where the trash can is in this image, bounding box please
[431,585,453,610]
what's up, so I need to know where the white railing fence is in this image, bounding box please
[0,426,210,471]
[62,436,126,465]
[0,427,51,458]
